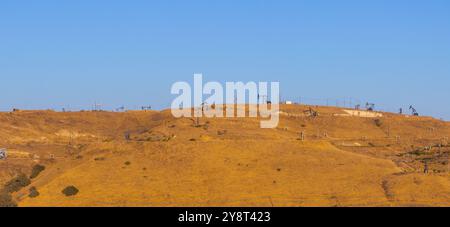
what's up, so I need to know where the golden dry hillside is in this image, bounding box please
[0,105,449,207]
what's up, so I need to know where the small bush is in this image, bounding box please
[30,164,46,179]
[94,157,106,161]
[62,186,79,197]
[4,174,31,193]
[217,130,227,136]
[28,187,40,198]
[374,119,383,127]
[124,161,131,166]
[0,191,17,207]
[411,150,427,156]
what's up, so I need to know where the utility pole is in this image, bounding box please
[299,131,305,141]
[93,102,102,111]
[194,107,201,127]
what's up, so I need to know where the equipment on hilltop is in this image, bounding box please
[423,161,429,174]
[409,105,419,116]
[141,106,152,111]
[258,94,268,104]
[0,148,7,160]
[299,131,305,141]
[304,107,319,118]
[201,102,208,112]
[116,106,125,112]
[92,102,103,111]
[366,103,375,111]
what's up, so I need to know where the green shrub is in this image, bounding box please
[28,187,40,198]
[62,186,79,197]
[4,174,31,193]
[30,164,46,179]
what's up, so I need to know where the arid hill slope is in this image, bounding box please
[0,105,449,207]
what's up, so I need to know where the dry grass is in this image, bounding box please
[0,105,448,207]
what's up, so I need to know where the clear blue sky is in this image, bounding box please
[1,0,449,119]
